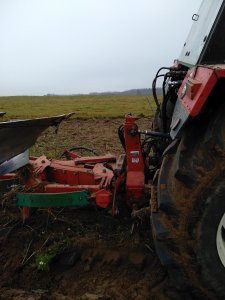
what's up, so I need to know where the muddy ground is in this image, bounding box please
[0,117,197,300]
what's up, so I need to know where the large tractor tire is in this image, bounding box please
[152,104,225,299]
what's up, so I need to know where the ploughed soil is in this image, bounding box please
[0,118,197,300]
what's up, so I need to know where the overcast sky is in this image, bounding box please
[0,0,202,96]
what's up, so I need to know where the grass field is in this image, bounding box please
[0,95,156,119]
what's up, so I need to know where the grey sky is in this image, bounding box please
[0,0,202,96]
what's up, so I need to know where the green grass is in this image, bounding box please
[0,95,156,119]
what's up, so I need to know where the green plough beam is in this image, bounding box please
[17,190,90,208]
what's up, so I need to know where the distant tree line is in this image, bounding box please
[45,88,162,97]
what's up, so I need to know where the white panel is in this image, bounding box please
[178,0,224,67]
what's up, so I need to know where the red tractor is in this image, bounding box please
[0,1,225,298]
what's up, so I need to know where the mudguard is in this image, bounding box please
[170,65,225,139]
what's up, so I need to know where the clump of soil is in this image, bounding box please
[0,117,197,299]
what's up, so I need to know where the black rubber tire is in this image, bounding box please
[152,104,225,299]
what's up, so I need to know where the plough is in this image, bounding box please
[0,114,150,221]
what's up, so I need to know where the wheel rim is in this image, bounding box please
[216,213,225,267]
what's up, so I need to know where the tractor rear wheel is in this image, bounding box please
[152,104,225,298]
